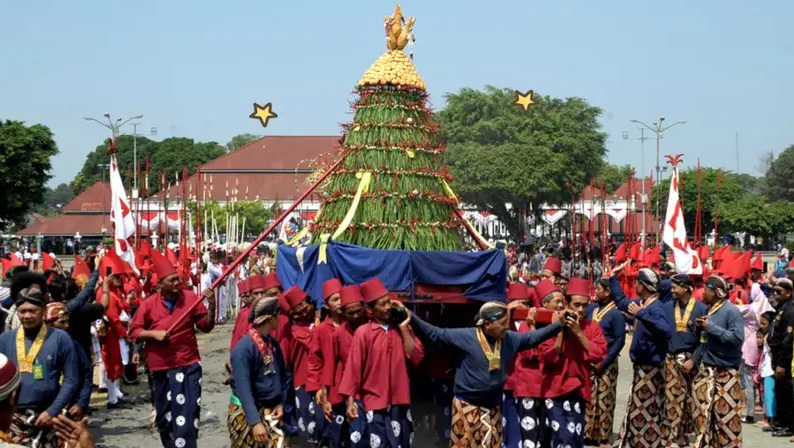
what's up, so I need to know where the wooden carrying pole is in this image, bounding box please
[167,155,348,333]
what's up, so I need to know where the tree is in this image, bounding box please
[763,145,794,202]
[599,163,635,193]
[651,167,745,234]
[35,183,74,215]
[311,11,464,251]
[720,195,775,237]
[0,120,59,229]
[71,136,225,195]
[436,86,608,237]
[226,133,261,152]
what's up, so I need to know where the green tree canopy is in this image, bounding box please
[35,183,74,215]
[436,86,608,237]
[651,167,745,234]
[226,133,261,152]
[763,144,794,202]
[599,163,636,193]
[0,120,59,229]
[720,196,794,238]
[71,136,225,195]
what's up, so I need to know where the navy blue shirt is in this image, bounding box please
[411,314,562,408]
[667,297,707,354]
[0,327,80,417]
[72,339,93,409]
[586,301,627,369]
[693,300,744,369]
[610,276,674,366]
[230,333,293,425]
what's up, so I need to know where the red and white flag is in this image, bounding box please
[662,155,702,275]
[109,151,140,275]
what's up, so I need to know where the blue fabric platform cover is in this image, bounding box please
[275,242,507,304]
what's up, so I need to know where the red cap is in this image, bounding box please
[101,251,128,276]
[527,287,539,308]
[284,285,308,310]
[533,279,559,302]
[566,278,590,297]
[543,258,562,275]
[360,277,389,304]
[278,294,290,313]
[262,273,281,291]
[615,243,627,262]
[752,252,763,271]
[150,250,177,280]
[340,285,364,307]
[506,282,529,302]
[323,278,343,299]
[698,246,710,263]
[248,275,267,292]
[237,278,250,295]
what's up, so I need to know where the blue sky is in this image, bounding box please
[2,0,792,186]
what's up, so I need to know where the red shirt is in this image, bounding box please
[229,304,252,351]
[282,321,314,388]
[129,289,214,372]
[272,314,291,342]
[306,318,340,394]
[512,321,544,398]
[693,287,705,302]
[331,322,357,404]
[538,320,607,400]
[339,322,425,412]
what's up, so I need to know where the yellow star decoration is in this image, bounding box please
[514,89,536,112]
[249,102,278,128]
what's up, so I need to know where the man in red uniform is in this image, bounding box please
[513,279,563,447]
[228,277,253,351]
[334,285,369,447]
[129,252,216,448]
[339,277,424,448]
[280,285,319,442]
[308,278,344,447]
[541,257,563,283]
[98,255,129,409]
[539,277,607,448]
[503,282,531,448]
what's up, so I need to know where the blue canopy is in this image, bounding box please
[275,241,507,305]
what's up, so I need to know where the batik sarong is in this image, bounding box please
[691,365,742,448]
[662,352,695,447]
[584,360,619,444]
[450,396,502,448]
[612,363,665,448]
[294,385,320,442]
[227,398,285,448]
[317,401,368,448]
[9,410,59,448]
[502,391,521,448]
[514,396,544,448]
[546,393,586,448]
[366,405,413,448]
[432,379,453,441]
[151,362,202,448]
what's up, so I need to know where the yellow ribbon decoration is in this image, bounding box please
[318,172,372,264]
[287,227,310,247]
[440,180,495,249]
[318,234,331,264]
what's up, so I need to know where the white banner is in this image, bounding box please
[109,151,139,275]
[662,158,702,275]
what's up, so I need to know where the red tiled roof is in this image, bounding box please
[165,135,340,200]
[612,178,653,200]
[200,135,340,171]
[17,213,111,236]
[62,182,111,212]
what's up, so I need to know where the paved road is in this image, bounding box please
[85,325,791,447]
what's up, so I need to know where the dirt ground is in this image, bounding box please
[87,325,790,448]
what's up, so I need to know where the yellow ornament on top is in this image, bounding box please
[357,4,426,91]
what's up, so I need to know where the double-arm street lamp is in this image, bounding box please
[628,116,687,235]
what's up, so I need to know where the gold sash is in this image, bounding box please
[675,298,696,332]
[593,302,616,323]
[700,300,727,343]
[476,328,501,372]
[16,325,47,373]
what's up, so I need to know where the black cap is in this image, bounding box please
[671,273,693,288]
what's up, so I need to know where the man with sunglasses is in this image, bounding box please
[766,278,794,437]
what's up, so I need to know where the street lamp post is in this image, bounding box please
[629,117,687,241]
[622,127,651,252]
[127,123,157,192]
[84,113,143,186]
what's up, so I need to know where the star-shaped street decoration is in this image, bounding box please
[514,89,536,112]
[249,102,278,128]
